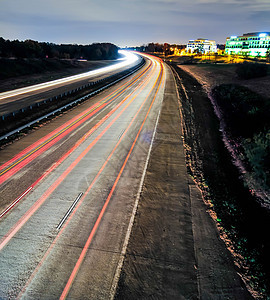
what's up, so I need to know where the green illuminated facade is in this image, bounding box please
[225,32,270,57]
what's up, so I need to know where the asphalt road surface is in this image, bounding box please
[0,53,252,299]
[0,53,165,299]
[115,65,252,300]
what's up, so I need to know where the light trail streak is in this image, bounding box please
[0,60,150,174]
[0,59,152,187]
[0,50,139,101]
[0,58,157,251]
[0,62,153,219]
[59,58,164,300]
[16,55,162,299]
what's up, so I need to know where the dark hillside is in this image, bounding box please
[0,38,120,92]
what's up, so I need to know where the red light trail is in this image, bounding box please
[0,56,157,251]
[0,53,165,299]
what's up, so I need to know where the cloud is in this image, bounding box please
[0,0,269,46]
[249,11,270,24]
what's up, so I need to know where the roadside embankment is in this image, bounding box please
[170,63,270,298]
[177,63,270,207]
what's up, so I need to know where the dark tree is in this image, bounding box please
[0,38,119,60]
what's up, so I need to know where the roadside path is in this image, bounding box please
[115,64,252,299]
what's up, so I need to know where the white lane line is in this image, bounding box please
[109,85,164,299]
[0,186,33,219]
[57,193,83,230]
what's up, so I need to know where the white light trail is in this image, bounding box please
[0,50,139,101]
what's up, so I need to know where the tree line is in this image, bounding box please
[127,42,178,54]
[0,38,119,60]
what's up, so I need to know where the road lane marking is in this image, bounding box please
[16,57,160,299]
[0,62,152,180]
[60,58,164,300]
[110,58,165,299]
[0,60,157,252]
[57,193,83,230]
[0,186,33,219]
[0,61,154,220]
[0,62,154,219]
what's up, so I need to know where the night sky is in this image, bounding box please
[0,0,270,47]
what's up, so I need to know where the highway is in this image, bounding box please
[0,50,139,117]
[0,53,165,299]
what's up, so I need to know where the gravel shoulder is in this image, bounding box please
[115,64,252,299]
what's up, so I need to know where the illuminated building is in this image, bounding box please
[225,32,270,57]
[186,38,217,54]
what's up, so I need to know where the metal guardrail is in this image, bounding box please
[0,58,145,141]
